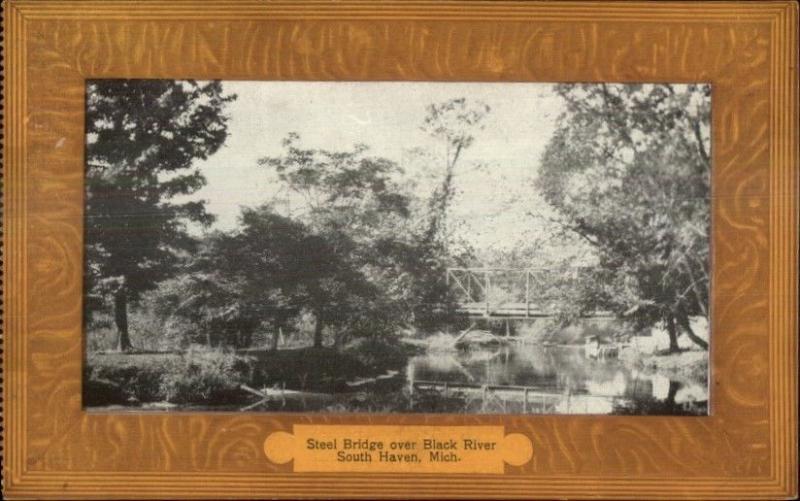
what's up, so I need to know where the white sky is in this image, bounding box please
[190,81,565,252]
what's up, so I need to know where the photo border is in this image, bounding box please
[2,1,797,499]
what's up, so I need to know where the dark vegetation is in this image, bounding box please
[84,340,417,407]
[536,84,710,353]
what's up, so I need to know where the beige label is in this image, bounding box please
[264,425,532,473]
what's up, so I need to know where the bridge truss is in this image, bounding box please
[445,267,609,319]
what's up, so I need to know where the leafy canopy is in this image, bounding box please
[85,80,235,300]
[536,83,710,336]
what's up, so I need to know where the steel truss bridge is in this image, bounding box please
[446,267,612,319]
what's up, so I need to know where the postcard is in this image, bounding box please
[82,81,711,417]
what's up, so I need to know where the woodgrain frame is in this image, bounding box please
[2,1,797,499]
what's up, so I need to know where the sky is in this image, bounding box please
[189,81,566,252]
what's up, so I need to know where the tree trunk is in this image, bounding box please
[677,313,709,350]
[113,287,132,352]
[665,314,680,353]
[313,312,324,348]
[270,326,281,351]
[666,380,680,406]
[334,331,350,351]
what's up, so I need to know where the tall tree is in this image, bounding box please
[536,83,710,351]
[223,206,343,349]
[401,99,491,325]
[419,98,491,248]
[258,136,413,347]
[85,80,235,351]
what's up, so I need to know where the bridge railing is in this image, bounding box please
[445,267,595,318]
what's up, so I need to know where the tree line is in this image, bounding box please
[85,82,486,351]
[85,81,709,353]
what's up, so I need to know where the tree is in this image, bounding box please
[224,206,343,349]
[259,133,410,240]
[419,98,491,248]
[536,83,710,351]
[138,268,261,350]
[386,99,490,326]
[85,80,235,351]
[258,136,414,346]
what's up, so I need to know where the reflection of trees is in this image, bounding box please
[613,380,706,416]
[625,377,654,399]
[410,344,709,415]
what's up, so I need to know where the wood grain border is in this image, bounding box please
[2,1,797,499]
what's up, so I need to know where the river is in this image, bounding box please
[406,343,708,415]
[87,342,708,415]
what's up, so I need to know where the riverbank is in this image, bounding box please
[84,340,417,408]
[625,349,709,386]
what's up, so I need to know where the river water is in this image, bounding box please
[406,344,708,415]
[87,342,708,415]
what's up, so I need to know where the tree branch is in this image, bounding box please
[691,118,711,166]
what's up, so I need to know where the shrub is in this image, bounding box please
[343,337,409,373]
[244,347,371,392]
[86,325,117,352]
[85,352,179,403]
[159,346,252,404]
[86,311,118,352]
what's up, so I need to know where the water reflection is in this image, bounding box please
[406,344,707,415]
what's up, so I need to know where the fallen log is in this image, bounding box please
[345,370,400,387]
[240,384,334,400]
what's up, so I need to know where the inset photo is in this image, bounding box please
[83,81,710,415]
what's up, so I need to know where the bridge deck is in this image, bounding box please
[454,302,612,319]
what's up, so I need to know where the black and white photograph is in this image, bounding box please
[83,80,710,415]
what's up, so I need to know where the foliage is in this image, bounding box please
[246,347,371,392]
[135,270,263,350]
[85,312,118,352]
[258,134,411,238]
[159,347,252,404]
[85,80,235,350]
[85,92,496,353]
[342,337,411,373]
[257,137,431,345]
[223,205,378,348]
[84,352,182,404]
[419,98,490,248]
[399,99,492,325]
[84,349,252,405]
[536,83,710,351]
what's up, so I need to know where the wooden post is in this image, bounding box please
[523,388,529,413]
[525,270,530,317]
[567,388,571,414]
[485,270,491,316]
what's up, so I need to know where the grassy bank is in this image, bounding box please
[84,349,250,406]
[621,348,709,386]
[85,338,417,408]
